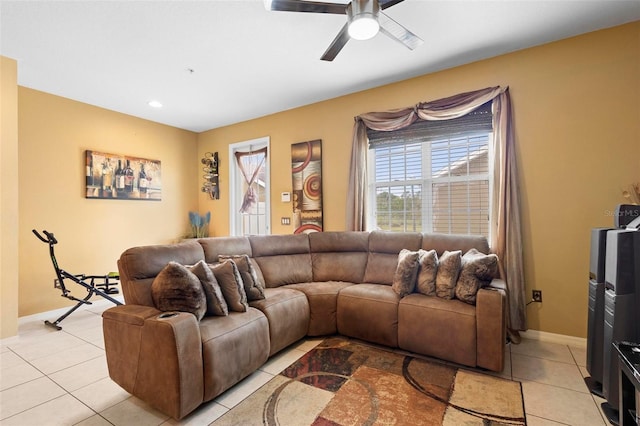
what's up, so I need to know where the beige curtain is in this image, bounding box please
[346,86,526,331]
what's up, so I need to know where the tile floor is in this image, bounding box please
[1,300,612,426]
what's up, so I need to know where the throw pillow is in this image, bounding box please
[391,249,420,298]
[151,261,207,320]
[188,260,228,316]
[218,254,265,301]
[455,248,499,305]
[209,259,249,312]
[435,250,462,300]
[415,249,438,296]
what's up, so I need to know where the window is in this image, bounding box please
[229,137,270,236]
[367,103,492,238]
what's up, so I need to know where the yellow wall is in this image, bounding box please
[1,56,19,338]
[198,22,640,338]
[17,88,199,317]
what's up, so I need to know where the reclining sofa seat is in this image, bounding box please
[104,230,506,420]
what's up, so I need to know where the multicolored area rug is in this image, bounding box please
[213,337,526,426]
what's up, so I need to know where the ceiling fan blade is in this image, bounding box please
[379,0,405,10]
[320,23,350,61]
[378,11,424,50]
[266,0,347,14]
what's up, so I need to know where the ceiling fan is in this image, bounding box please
[265,0,424,61]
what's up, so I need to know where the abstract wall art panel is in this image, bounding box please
[291,140,323,233]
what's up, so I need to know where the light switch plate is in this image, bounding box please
[281,192,291,202]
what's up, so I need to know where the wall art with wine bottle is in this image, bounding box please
[85,150,162,200]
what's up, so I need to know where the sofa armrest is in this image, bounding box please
[103,305,204,420]
[475,279,507,372]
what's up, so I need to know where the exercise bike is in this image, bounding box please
[32,229,123,330]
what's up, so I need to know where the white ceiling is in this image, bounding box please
[2,0,639,133]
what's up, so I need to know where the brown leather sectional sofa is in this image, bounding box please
[103,231,506,419]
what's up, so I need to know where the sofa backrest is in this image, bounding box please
[362,231,423,285]
[308,231,369,283]
[198,236,267,285]
[117,240,205,307]
[117,231,493,305]
[199,236,252,262]
[249,234,313,287]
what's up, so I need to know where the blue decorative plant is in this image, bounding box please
[188,211,211,238]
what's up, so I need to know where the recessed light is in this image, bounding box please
[148,100,163,108]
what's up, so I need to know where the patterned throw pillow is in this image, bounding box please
[455,249,499,305]
[208,260,249,312]
[392,249,420,298]
[151,261,207,320]
[435,250,462,300]
[188,260,228,316]
[218,254,265,301]
[415,249,438,296]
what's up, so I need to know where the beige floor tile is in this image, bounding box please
[295,338,324,352]
[48,354,110,392]
[100,396,169,426]
[65,322,105,344]
[29,342,104,375]
[511,339,575,364]
[7,331,86,361]
[260,347,306,375]
[214,370,274,409]
[569,345,587,367]
[0,376,66,420]
[522,380,606,425]
[162,400,228,425]
[512,353,588,393]
[75,414,114,426]
[0,354,43,391]
[72,377,131,412]
[0,393,95,426]
[50,309,102,330]
[526,414,572,425]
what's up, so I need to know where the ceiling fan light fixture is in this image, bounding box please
[347,0,380,41]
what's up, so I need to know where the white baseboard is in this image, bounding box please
[520,329,587,348]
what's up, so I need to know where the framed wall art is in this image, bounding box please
[85,150,161,200]
[291,139,323,233]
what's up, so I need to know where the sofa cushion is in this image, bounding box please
[218,254,265,301]
[209,260,249,312]
[249,288,310,356]
[435,250,462,300]
[398,293,477,367]
[455,249,499,305]
[199,308,270,401]
[391,249,420,298]
[188,260,228,316]
[415,249,438,296]
[151,262,207,320]
[337,284,400,347]
[285,281,355,336]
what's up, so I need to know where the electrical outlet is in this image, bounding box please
[532,290,543,303]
